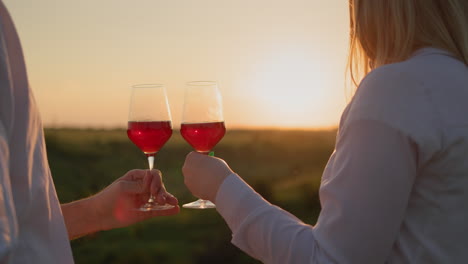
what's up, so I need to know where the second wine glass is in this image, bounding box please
[180,81,226,209]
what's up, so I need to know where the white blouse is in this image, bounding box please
[216,48,468,263]
[0,2,73,263]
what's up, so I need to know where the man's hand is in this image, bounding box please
[62,169,179,240]
[91,169,179,231]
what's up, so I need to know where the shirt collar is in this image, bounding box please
[410,47,456,59]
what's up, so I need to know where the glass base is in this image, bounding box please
[137,202,175,211]
[183,199,215,209]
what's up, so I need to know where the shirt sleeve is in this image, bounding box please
[216,119,417,264]
[0,121,17,263]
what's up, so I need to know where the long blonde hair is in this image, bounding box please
[348,0,468,87]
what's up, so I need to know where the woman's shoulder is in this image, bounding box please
[357,56,433,98]
[351,48,467,122]
[338,48,466,167]
[342,52,454,151]
[348,61,429,123]
[358,47,466,98]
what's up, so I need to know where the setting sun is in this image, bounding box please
[248,48,340,129]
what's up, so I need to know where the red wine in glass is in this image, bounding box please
[180,121,225,154]
[127,121,173,155]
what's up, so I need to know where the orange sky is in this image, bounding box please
[4,0,350,129]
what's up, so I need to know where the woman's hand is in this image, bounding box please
[90,169,180,231]
[182,152,234,203]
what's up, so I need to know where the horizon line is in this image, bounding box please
[43,124,338,132]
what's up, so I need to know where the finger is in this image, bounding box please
[156,185,168,205]
[150,170,163,196]
[142,171,152,192]
[148,170,168,205]
[119,180,144,194]
[140,193,151,204]
[182,151,199,176]
[121,169,146,181]
[164,192,178,205]
[186,151,204,162]
[184,151,198,164]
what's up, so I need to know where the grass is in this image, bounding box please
[45,128,336,263]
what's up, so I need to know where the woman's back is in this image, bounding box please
[394,50,468,263]
[345,48,468,263]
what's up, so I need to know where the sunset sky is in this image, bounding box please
[4,0,350,129]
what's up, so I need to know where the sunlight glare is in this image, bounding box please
[249,50,334,129]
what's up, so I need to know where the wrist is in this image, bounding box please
[85,195,105,231]
[88,189,116,232]
[211,172,231,203]
[61,197,102,240]
[78,197,103,233]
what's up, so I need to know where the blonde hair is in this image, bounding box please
[348,0,468,87]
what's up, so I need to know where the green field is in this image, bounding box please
[45,128,336,264]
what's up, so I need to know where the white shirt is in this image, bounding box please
[216,48,468,263]
[0,2,74,263]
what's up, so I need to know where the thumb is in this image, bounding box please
[118,180,145,194]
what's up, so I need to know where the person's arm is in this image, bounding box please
[61,169,180,240]
[0,122,18,262]
[215,174,329,263]
[184,119,417,263]
[61,197,99,240]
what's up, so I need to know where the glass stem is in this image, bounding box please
[148,155,154,170]
[147,155,156,203]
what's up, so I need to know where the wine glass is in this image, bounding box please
[180,81,226,209]
[127,84,174,211]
